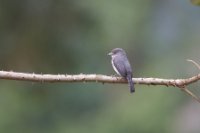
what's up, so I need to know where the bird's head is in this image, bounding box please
[108,48,126,56]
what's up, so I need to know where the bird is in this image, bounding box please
[108,48,135,93]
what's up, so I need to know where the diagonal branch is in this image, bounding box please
[180,86,200,103]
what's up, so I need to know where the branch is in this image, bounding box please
[0,59,200,103]
[0,71,199,87]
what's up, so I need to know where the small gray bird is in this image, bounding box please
[108,48,135,93]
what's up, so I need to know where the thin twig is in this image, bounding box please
[180,86,200,103]
[187,59,200,70]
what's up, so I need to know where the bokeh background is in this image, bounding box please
[0,0,200,133]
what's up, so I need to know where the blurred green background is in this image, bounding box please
[0,0,200,133]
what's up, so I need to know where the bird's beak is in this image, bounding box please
[108,52,113,56]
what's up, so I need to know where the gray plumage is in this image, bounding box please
[108,48,135,93]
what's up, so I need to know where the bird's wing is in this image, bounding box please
[113,58,127,77]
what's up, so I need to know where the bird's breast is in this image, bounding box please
[111,59,121,76]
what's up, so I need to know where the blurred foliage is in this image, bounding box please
[0,0,200,133]
[191,0,200,6]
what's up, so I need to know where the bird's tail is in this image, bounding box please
[127,75,135,93]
